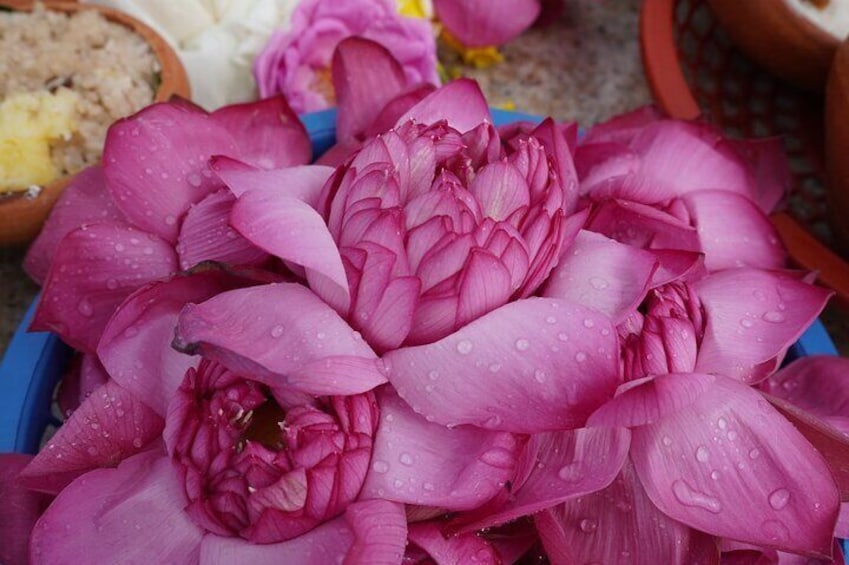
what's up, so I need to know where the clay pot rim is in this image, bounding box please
[0,0,191,246]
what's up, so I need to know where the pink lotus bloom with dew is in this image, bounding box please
[254,0,439,113]
[24,96,311,354]
[224,75,588,352]
[433,0,541,47]
[18,274,405,564]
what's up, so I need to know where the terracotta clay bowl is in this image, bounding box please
[0,0,190,246]
[706,0,840,91]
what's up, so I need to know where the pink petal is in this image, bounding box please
[231,189,350,308]
[536,461,720,565]
[764,356,849,436]
[395,78,491,133]
[693,269,832,382]
[29,450,204,564]
[20,380,163,494]
[407,522,500,564]
[724,137,789,213]
[383,297,620,433]
[0,454,51,565]
[332,37,409,143]
[580,106,665,145]
[468,161,530,221]
[97,271,242,415]
[343,500,408,564]
[285,356,390,396]
[174,283,381,391]
[365,84,437,138]
[433,0,541,46]
[103,103,239,243]
[456,427,631,532]
[455,248,514,329]
[199,519,353,565]
[24,166,124,284]
[680,190,786,271]
[210,95,311,170]
[212,157,334,207]
[56,354,110,418]
[176,189,269,271]
[630,375,838,556]
[587,198,700,252]
[32,223,178,353]
[648,249,705,287]
[543,230,657,324]
[360,388,520,510]
[763,393,849,502]
[588,373,718,429]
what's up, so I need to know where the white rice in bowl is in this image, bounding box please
[0,3,159,192]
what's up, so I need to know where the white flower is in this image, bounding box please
[85,0,299,109]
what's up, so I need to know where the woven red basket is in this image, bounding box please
[640,0,849,307]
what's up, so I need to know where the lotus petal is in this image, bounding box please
[693,269,832,382]
[174,283,382,392]
[764,356,849,435]
[32,223,177,353]
[433,0,541,47]
[29,450,204,564]
[724,137,789,213]
[56,354,110,418]
[360,388,520,510]
[199,519,353,564]
[210,96,311,170]
[680,190,786,271]
[407,522,500,564]
[456,427,631,532]
[212,158,334,209]
[0,454,51,565]
[383,297,620,433]
[231,188,350,307]
[395,78,491,133]
[103,103,239,243]
[332,37,409,143]
[365,84,437,138]
[587,198,700,252]
[24,166,124,284]
[97,271,242,414]
[343,500,407,564]
[176,189,269,271]
[580,106,665,145]
[630,375,838,556]
[536,461,720,565]
[543,230,657,323]
[20,380,162,494]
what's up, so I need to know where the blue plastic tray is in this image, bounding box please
[0,107,844,559]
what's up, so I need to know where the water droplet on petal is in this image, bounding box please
[77,299,94,317]
[762,311,785,323]
[575,352,587,363]
[672,480,722,513]
[164,215,177,226]
[579,518,598,533]
[768,488,790,510]
[132,438,143,448]
[545,316,557,324]
[662,436,673,446]
[456,339,473,355]
[740,319,754,329]
[423,482,435,492]
[583,319,595,329]
[589,276,609,290]
[515,338,530,351]
[695,446,710,463]
[534,369,547,383]
[428,370,439,381]
[399,453,414,466]
[372,460,390,473]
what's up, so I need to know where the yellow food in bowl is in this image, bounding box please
[0,88,79,192]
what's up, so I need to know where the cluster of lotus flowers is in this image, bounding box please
[3,37,849,565]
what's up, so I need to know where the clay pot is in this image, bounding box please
[826,37,849,254]
[707,0,840,91]
[0,0,190,246]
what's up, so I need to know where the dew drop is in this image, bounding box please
[270,325,284,338]
[583,318,595,329]
[456,339,474,355]
[132,438,143,448]
[77,299,94,317]
[672,480,722,513]
[372,460,390,474]
[558,463,582,482]
[557,332,569,342]
[717,418,727,430]
[762,311,786,323]
[545,316,557,324]
[164,215,177,226]
[575,352,587,363]
[87,446,98,456]
[740,319,754,329]
[710,470,722,481]
[515,338,530,351]
[399,453,414,466]
[662,436,673,447]
[187,173,202,187]
[423,482,435,492]
[768,488,790,510]
[488,363,501,373]
[428,370,439,381]
[579,518,598,533]
[589,276,609,290]
[695,446,710,463]
[534,369,547,383]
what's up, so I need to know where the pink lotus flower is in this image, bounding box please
[254,0,440,113]
[577,107,789,272]
[24,96,310,354]
[20,274,406,563]
[225,78,587,351]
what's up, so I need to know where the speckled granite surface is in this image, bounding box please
[0,0,651,357]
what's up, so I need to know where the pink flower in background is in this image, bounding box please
[433,0,541,47]
[254,0,439,113]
